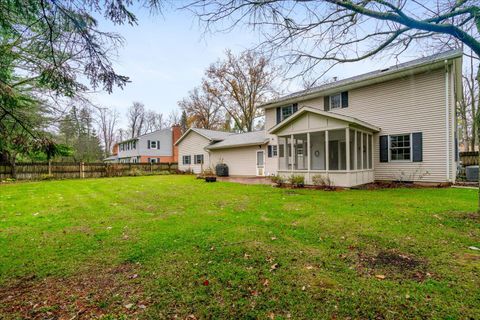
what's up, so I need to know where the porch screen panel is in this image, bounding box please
[362,133,368,169]
[368,135,373,169]
[310,131,326,170]
[293,133,308,170]
[349,129,355,170]
[356,131,362,169]
[328,129,346,171]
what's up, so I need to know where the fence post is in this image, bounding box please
[80,162,85,179]
[48,160,52,176]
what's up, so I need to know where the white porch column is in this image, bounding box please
[346,128,350,171]
[325,130,329,172]
[290,134,294,172]
[284,138,288,170]
[307,132,311,171]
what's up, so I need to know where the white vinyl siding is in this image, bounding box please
[177,131,210,174]
[209,145,264,176]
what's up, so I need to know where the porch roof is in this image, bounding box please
[268,106,381,134]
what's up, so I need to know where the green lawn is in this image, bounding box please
[0,176,479,319]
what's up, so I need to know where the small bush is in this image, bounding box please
[288,174,305,188]
[312,174,335,190]
[128,167,144,176]
[40,174,55,180]
[270,174,284,187]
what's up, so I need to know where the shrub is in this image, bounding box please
[288,174,305,188]
[270,174,284,187]
[40,174,55,180]
[312,174,334,190]
[128,167,144,176]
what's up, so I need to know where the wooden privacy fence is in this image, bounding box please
[459,152,478,166]
[0,162,178,181]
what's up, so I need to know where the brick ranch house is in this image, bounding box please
[105,125,182,163]
[176,49,462,187]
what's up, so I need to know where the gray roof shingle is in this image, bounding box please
[191,128,233,141]
[261,49,463,108]
[206,130,269,150]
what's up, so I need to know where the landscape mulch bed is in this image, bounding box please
[0,263,149,320]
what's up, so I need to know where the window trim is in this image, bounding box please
[389,133,412,162]
[150,140,157,149]
[329,93,342,110]
[182,155,191,165]
[194,154,204,164]
[280,105,294,121]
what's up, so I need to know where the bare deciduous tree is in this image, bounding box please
[178,86,224,130]
[203,50,277,132]
[185,0,480,204]
[144,111,167,132]
[96,107,119,157]
[126,102,146,138]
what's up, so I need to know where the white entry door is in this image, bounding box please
[256,150,265,176]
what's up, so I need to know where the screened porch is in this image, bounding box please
[269,107,380,187]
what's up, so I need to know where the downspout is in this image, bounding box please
[445,60,450,182]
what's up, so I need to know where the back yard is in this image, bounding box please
[0,176,479,319]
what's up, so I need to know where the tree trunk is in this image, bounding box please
[11,157,16,180]
[477,65,480,213]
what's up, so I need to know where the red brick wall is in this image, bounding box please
[171,125,182,163]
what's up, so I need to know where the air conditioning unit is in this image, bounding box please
[465,165,478,182]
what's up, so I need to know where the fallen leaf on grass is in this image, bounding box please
[375,274,386,280]
[270,263,279,272]
[262,279,270,287]
[203,280,209,286]
[305,265,314,270]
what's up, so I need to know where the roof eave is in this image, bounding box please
[206,140,269,150]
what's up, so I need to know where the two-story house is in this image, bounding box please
[176,49,462,187]
[105,125,182,163]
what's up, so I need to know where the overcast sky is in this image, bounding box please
[88,6,429,126]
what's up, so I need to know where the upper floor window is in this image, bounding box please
[148,140,160,149]
[277,104,298,124]
[324,91,349,110]
[390,134,411,161]
[330,93,341,109]
[281,105,294,121]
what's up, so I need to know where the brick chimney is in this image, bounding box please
[171,125,182,163]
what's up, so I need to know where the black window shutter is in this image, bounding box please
[341,91,349,108]
[276,107,281,124]
[147,140,150,149]
[267,145,272,158]
[324,96,330,111]
[379,135,388,162]
[292,103,298,113]
[412,132,423,162]
[157,140,160,149]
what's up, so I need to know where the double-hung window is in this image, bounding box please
[390,134,411,161]
[182,155,191,165]
[194,154,204,164]
[281,105,294,121]
[330,93,342,109]
[150,140,157,149]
